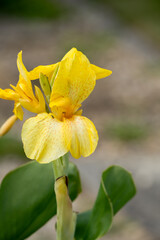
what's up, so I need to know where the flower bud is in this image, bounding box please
[0,115,17,137]
[39,73,51,103]
[50,64,59,88]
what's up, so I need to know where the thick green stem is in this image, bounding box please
[55,176,77,240]
[53,153,69,179]
[53,153,77,240]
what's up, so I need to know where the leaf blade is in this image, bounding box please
[75,165,136,240]
[0,161,81,240]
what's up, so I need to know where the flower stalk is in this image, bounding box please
[55,176,77,240]
[53,154,69,179]
[53,154,77,240]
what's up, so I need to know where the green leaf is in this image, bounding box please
[75,165,136,240]
[68,161,81,200]
[102,165,136,214]
[0,161,81,240]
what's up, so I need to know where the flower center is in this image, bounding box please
[50,96,81,121]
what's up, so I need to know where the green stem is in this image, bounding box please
[53,153,77,240]
[53,153,69,179]
[55,176,77,240]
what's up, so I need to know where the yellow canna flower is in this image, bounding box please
[0,51,46,122]
[22,48,112,163]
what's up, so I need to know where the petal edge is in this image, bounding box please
[66,115,98,159]
[22,113,70,163]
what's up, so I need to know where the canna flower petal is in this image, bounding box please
[16,52,47,114]
[34,86,46,113]
[0,88,19,101]
[0,51,47,125]
[29,63,59,80]
[66,115,98,159]
[13,102,23,120]
[22,113,98,162]
[15,76,36,100]
[91,64,112,80]
[11,79,46,114]
[21,113,70,163]
[17,51,29,81]
[50,48,96,107]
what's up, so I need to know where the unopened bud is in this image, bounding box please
[0,115,17,137]
[39,73,51,103]
[50,64,59,89]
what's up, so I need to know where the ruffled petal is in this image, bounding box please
[50,48,96,107]
[0,88,19,101]
[21,113,70,163]
[91,64,112,80]
[66,115,98,159]
[29,63,58,80]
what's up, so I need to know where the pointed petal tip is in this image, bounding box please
[91,64,112,80]
[17,50,23,60]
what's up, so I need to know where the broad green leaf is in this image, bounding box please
[68,161,81,200]
[75,165,136,240]
[102,165,136,214]
[0,161,81,240]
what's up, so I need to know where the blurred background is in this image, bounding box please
[0,0,160,239]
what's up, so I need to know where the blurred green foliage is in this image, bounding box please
[105,122,148,142]
[93,0,160,42]
[0,0,68,19]
[0,136,25,158]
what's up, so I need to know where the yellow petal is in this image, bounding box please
[19,99,34,113]
[91,64,112,80]
[0,115,17,137]
[50,48,96,107]
[34,86,46,113]
[17,80,36,101]
[17,85,46,114]
[17,51,29,81]
[13,102,23,120]
[21,113,70,163]
[19,90,46,113]
[66,115,98,159]
[29,63,58,80]
[0,88,19,101]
